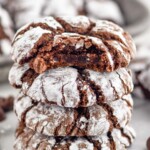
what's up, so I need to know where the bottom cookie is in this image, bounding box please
[14,125,135,150]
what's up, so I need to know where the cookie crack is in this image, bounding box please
[41,75,49,103]
[78,69,120,129]
[20,99,38,131]
[86,137,102,150]
[40,121,49,135]
[67,108,85,136]
[107,131,116,150]
[120,128,132,145]
[21,68,39,91]
[77,68,124,150]
[14,22,63,42]
[76,74,89,107]
[61,82,69,106]
[116,71,130,94]
[109,80,119,100]
[122,97,132,108]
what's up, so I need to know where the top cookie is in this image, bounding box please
[11,16,136,73]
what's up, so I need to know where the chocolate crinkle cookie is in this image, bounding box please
[10,15,136,150]
[130,45,150,99]
[9,63,133,108]
[0,96,14,121]
[8,0,124,30]
[11,16,136,73]
[14,124,135,150]
[14,92,133,136]
[0,5,14,55]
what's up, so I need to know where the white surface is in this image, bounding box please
[0,83,150,150]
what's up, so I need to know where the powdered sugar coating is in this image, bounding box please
[9,63,29,87]
[58,16,91,30]
[86,68,133,102]
[14,16,63,40]
[12,27,52,63]
[9,64,133,107]
[11,16,135,73]
[14,125,135,150]
[14,92,133,136]
[92,20,136,57]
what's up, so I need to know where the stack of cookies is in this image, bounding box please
[9,16,136,150]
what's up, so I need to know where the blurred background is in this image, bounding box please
[0,0,150,149]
